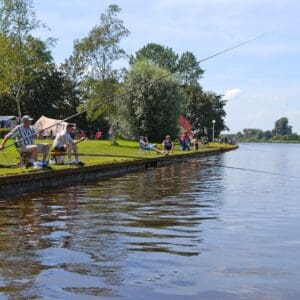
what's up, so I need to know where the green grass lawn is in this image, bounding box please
[0,138,236,176]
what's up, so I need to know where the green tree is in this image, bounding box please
[74,4,129,81]
[130,43,178,72]
[177,51,204,85]
[121,60,182,141]
[22,68,65,119]
[182,83,227,139]
[243,128,264,140]
[59,55,86,127]
[0,35,59,119]
[73,4,129,143]
[130,44,204,85]
[273,117,292,136]
[263,130,273,140]
[0,0,50,118]
[0,33,13,94]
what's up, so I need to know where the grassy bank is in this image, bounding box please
[0,139,236,176]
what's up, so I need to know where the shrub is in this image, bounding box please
[0,128,10,139]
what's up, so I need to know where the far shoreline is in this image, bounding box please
[238,140,300,144]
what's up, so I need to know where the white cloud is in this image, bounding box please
[223,88,242,101]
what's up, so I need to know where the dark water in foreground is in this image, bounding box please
[1,143,300,299]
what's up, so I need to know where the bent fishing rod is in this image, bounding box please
[1,33,267,151]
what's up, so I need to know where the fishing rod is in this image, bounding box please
[0,33,267,152]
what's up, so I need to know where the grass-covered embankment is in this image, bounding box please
[0,139,237,176]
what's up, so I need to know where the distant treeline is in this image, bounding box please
[224,117,300,143]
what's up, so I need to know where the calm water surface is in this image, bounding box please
[0,143,300,299]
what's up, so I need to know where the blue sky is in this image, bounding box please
[34,0,300,133]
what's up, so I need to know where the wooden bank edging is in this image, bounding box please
[0,146,238,198]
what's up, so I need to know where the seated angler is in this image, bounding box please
[162,135,174,154]
[0,115,50,166]
[53,124,84,165]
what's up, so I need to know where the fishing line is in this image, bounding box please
[236,146,271,153]
[181,159,300,181]
[1,33,267,151]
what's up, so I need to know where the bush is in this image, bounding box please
[0,128,10,139]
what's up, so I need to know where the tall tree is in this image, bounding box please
[0,0,43,118]
[120,60,182,141]
[177,51,204,85]
[273,117,292,135]
[73,4,129,143]
[130,43,178,72]
[0,33,14,94]
[74,4,129,80]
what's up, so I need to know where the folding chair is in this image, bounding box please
[50,149,67,164]
[15,144,32,167]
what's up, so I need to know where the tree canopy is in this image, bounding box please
[273,117,292,136]
[0,0,52,118]
[120,60,182,141]
[182,83,227,138]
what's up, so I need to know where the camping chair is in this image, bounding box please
[50,149,67,164]
[14,143,32,167]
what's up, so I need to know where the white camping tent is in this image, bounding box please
[34,115,76,138]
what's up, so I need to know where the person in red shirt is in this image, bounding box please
[95,129,102,140]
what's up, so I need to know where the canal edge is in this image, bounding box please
[0,146,238,198]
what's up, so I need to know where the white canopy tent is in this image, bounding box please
[34,115,76,138]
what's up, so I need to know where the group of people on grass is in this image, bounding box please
[139,132,200,155]
[180,132,200,151]
[0,114,203,167]
[140,135,174,155]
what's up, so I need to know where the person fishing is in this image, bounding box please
[0,115,50,166]
[53,124,85,165]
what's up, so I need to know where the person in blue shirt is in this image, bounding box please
[162,135,174,154]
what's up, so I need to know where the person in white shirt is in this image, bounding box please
[53,124,83,164]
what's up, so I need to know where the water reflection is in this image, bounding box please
[2,146,300,299]
[0,159,224,298]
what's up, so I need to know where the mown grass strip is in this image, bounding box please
[0,139,236,176]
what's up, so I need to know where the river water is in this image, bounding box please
[0,143,300,299]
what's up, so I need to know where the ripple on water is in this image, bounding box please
[1,146,300,299]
